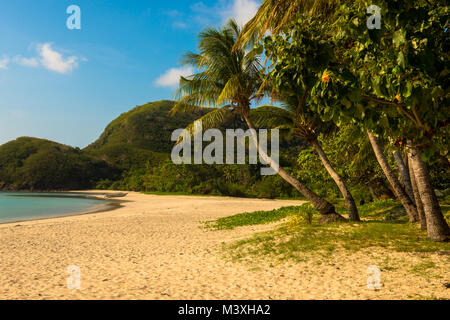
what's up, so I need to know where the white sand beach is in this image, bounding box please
[0,192,448,300]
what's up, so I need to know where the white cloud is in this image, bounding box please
[189,0,259,27]
[3,43,83,74]
[155,66,194,87]
[38,43,79,74]
[0,56,9,69]
[229,0,259,26]
[13,56,39,68]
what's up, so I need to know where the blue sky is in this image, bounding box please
[0,0,260,148]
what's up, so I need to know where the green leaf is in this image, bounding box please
[253,44,264,55]
[403,82,413,98]
[397,51,406,69]
[372,76,382,96]
[393,29,406,47]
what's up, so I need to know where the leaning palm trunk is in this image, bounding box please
[367,131,419,223]
[243,113,346,222]
[393,150,415,202]
[310,138,360,221]
[407,153,427,230]
[409,147,450,241]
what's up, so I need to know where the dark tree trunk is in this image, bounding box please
[408,153,427,230]
[409,147,450,242]
[367,132,419,222]
[310,137,360,221]
[243,113,346,222]
[393,150,415,203]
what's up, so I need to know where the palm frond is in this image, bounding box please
[235,0,342,49]
[176,107,232,143]
[250,105,294,129]
[217,74,244,105]
[173,18,264,118]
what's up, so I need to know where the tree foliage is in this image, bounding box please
[262,0,449,157]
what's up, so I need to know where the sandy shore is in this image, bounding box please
[0,191,448,300]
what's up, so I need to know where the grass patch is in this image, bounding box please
[228,221,450,262]
[208,200,450,262]
[335,198,405,221]
[205,205,310,230]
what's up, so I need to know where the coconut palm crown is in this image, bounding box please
[171,19,265,131]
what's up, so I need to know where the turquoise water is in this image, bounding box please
[0,192,108,223]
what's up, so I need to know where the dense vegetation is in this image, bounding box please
[171,0,449,241]
[4,99,442,201]
[86,100,206,155]
[0,101,303,198]
[87,100,306,197]
[0,137,114,190]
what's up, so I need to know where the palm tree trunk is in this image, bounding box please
[393,150,415,202]
[407,153,427,230]
[243,114,346,222]
[409,147,450,241]
[310,137,360,221]
[367,131,419,222]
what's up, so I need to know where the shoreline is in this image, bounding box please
[0,191,125,226]
[0,191,278,228]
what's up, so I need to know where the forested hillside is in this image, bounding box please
[0,101,301,197]
[0,100,447,204]
[0,137,115,190]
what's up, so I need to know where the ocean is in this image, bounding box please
[0,192,110,223]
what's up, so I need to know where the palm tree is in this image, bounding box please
[234,0,341,49]
[171,19,345,222]
[367,132,419,223]
[407,153,427,230]
[251,96,360,221]
[392,150,415,202]
[408,147,450,241]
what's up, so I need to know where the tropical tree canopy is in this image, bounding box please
[173,19,265,122]
[172,18,348,220]
[261,0,449,157]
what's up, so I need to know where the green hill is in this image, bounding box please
[0,100,302,198]
[84,100,211,170]
[0,137,115,191]
[87,100,206,154]
[0,100,205,191]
